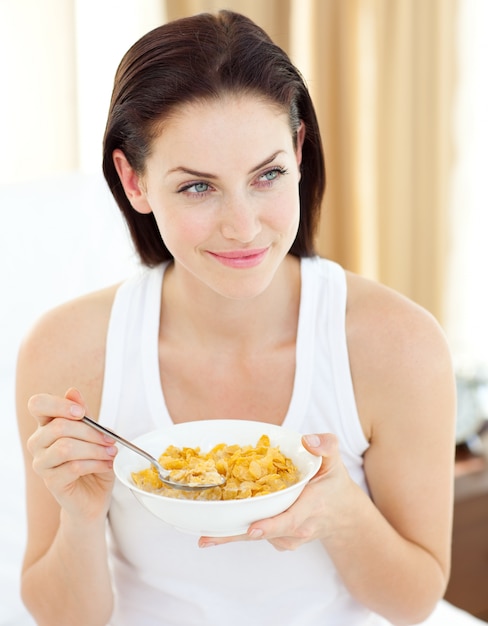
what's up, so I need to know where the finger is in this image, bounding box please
[52,433,118,468]
[245,505,307,544]
[28,391,86,426]
[302,432,339,456]
[198,532,249,548]
[64,387,94,419]
[42,456,115,484]
[29,414,115,456]
[32,434,117,478]
[301,433,340,477]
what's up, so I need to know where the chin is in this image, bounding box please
[208,263,279,300]
[213,278,274,301]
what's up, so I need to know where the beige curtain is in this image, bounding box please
[166,0,457,322]
[311,0,458,320]
[166,0,292,50]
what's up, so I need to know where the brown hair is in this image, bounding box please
[102,10,325,266]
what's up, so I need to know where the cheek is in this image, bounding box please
[269,188,300,233]
[153,208,214,252]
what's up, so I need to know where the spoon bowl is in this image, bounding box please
[82,416,225,491]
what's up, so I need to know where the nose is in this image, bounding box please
[219,194,262,243]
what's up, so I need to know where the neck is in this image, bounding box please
[160,256,301,353]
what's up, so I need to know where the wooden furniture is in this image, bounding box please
[444,444,488,622]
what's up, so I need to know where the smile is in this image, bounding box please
[207,248,269,268]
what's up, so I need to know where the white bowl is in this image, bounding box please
[113,419,321,537]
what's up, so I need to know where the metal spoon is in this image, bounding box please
[82,416,225,491]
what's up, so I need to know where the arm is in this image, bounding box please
[16,288,118,626]
[204,276,456,625]
[333,274,456,623]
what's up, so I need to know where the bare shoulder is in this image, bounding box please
[345,272,455,442]
[345,271,450,359]
[16,284,120,418]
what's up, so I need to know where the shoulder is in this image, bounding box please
[344,272,455,441]
[345,271,447,351]
[16,284,120,415]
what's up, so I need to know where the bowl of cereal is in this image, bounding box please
[113,419,322,536]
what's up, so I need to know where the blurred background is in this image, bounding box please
[0,0,487,623]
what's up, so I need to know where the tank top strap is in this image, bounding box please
[282,256,319,431]
[99,264,168,430]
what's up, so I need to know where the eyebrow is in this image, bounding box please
[167,151,285,179]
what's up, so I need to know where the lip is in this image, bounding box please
[207,247,269,268]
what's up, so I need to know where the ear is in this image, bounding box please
[112,149,152,214]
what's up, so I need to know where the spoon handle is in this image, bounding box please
[82,416,224,491]
[82,416,168,476]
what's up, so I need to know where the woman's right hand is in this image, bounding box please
[26,387,117,522]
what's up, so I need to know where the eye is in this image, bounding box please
[179,181,211,195]
[255,167,288,187]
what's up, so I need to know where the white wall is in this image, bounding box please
[444,0,488,372]
[0,172,137,624]
[0,0,166,183]
[0,0,78,183]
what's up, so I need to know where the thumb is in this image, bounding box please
[64,387,88,418]
[302,433,340,474]
[302,432,338,455]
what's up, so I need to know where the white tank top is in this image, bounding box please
[100,256,389,626]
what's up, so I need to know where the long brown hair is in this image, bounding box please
[102,10,325,266]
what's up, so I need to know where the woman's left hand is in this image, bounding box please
[198,432,358,550]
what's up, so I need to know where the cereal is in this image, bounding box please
[131,434,300,500]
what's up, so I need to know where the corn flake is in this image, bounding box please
[131,434,300,501]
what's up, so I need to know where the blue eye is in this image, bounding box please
[257,167,288,185]
[191,182,210,193]
[180,182,210,195]
[262,169,280,181]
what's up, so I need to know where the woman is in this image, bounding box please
[17,10,456,626]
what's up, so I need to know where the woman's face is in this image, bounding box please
[117,95,304,300]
